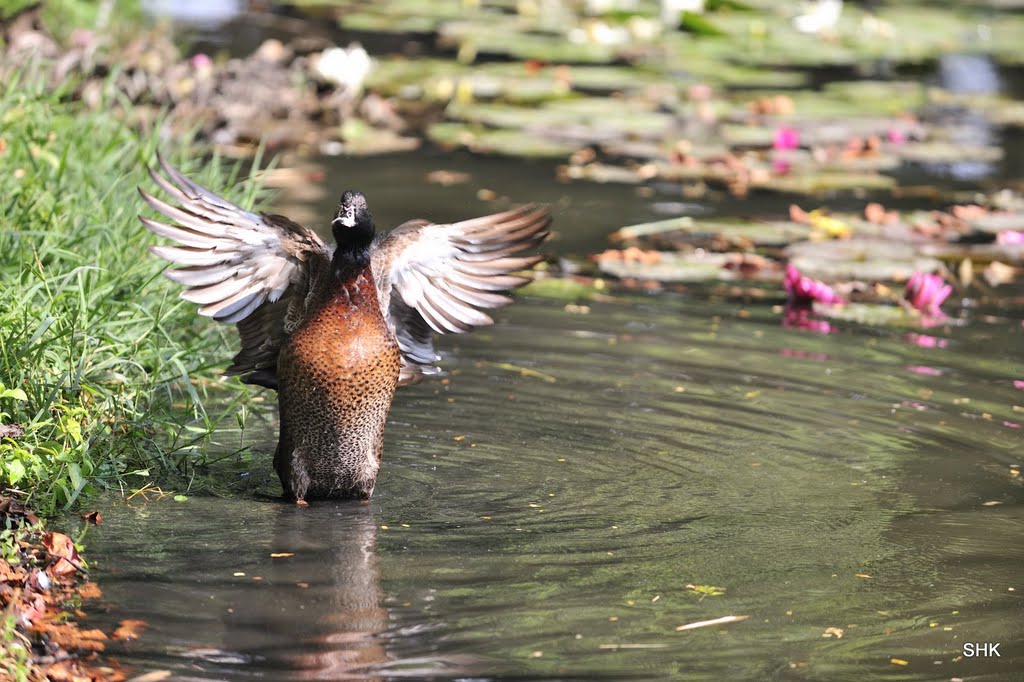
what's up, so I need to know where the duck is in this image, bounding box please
[138,155,550,503]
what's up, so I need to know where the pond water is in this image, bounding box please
[80,5,1024,678]
[81,146,1023,680]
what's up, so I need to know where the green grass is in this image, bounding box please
[1,0,144,45]
[0,64,262,515]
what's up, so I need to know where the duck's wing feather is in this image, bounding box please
[139,154,330,388]
[371,204,550,386]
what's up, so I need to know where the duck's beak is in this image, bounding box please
[333,204,357,229]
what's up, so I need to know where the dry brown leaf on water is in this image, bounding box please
[822,627,844,638]
[789,204,810,224]
[951,204,988,220]
[80,511,102,525]
[42,532,81,575]
[983,261,1016,287]
[113,619,148,641]
[34,622,108,652]
[424,170,471,186]
[78,582,102,599]
[864,202,899,225]
[270,552,295,558]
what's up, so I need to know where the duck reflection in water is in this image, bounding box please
[211,502,475,680]
[211,502,388,678]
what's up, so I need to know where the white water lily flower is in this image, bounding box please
[793,0,842,34]
[569,20,630,45]
[314,44,373,95]
[661,0,705,26]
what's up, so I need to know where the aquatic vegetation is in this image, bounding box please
[783,264,844,306]
[903,272,952,317]
[772,127,800,151]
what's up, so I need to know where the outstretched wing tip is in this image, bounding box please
[140,157,326,333]
[376,199,550,382]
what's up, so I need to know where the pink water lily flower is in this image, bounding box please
[784,264,845,306]
[887,128,907,145]
[904,272,952,316]
[996,230,1024,245]
[190,53,213,69]
[773,127,800,151]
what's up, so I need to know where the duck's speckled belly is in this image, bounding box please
[276,276,401,500]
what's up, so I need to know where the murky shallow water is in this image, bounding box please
[83,152,1023,680]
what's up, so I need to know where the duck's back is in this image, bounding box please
[275,267,401,501]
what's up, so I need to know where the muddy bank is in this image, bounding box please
[1,2,415,157]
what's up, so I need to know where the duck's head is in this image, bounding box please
[332,190,374,250]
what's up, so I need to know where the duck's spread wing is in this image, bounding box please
[371,204,550,386]
[139,154,330,389]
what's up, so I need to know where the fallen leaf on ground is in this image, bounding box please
[42,532,81,575]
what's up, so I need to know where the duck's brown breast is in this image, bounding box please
[276,270,401,499]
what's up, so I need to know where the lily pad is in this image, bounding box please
[925,90,1024,126]
[896,141,1003,164]
[365,58,470,98]
[427,122,579,157]
[612,216,813,248]
[919,242,1024,265]
[965,213,1024,235]
[550,65,674,93]
[758,171,897,194]
[446,99,676,140]
[519,276,606,301]
[597,251,732,282]
[786,239,943,282]
[337,121,421,155]
[340,11,443,34]
[817,302,922,327]
[439,21,622,64]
